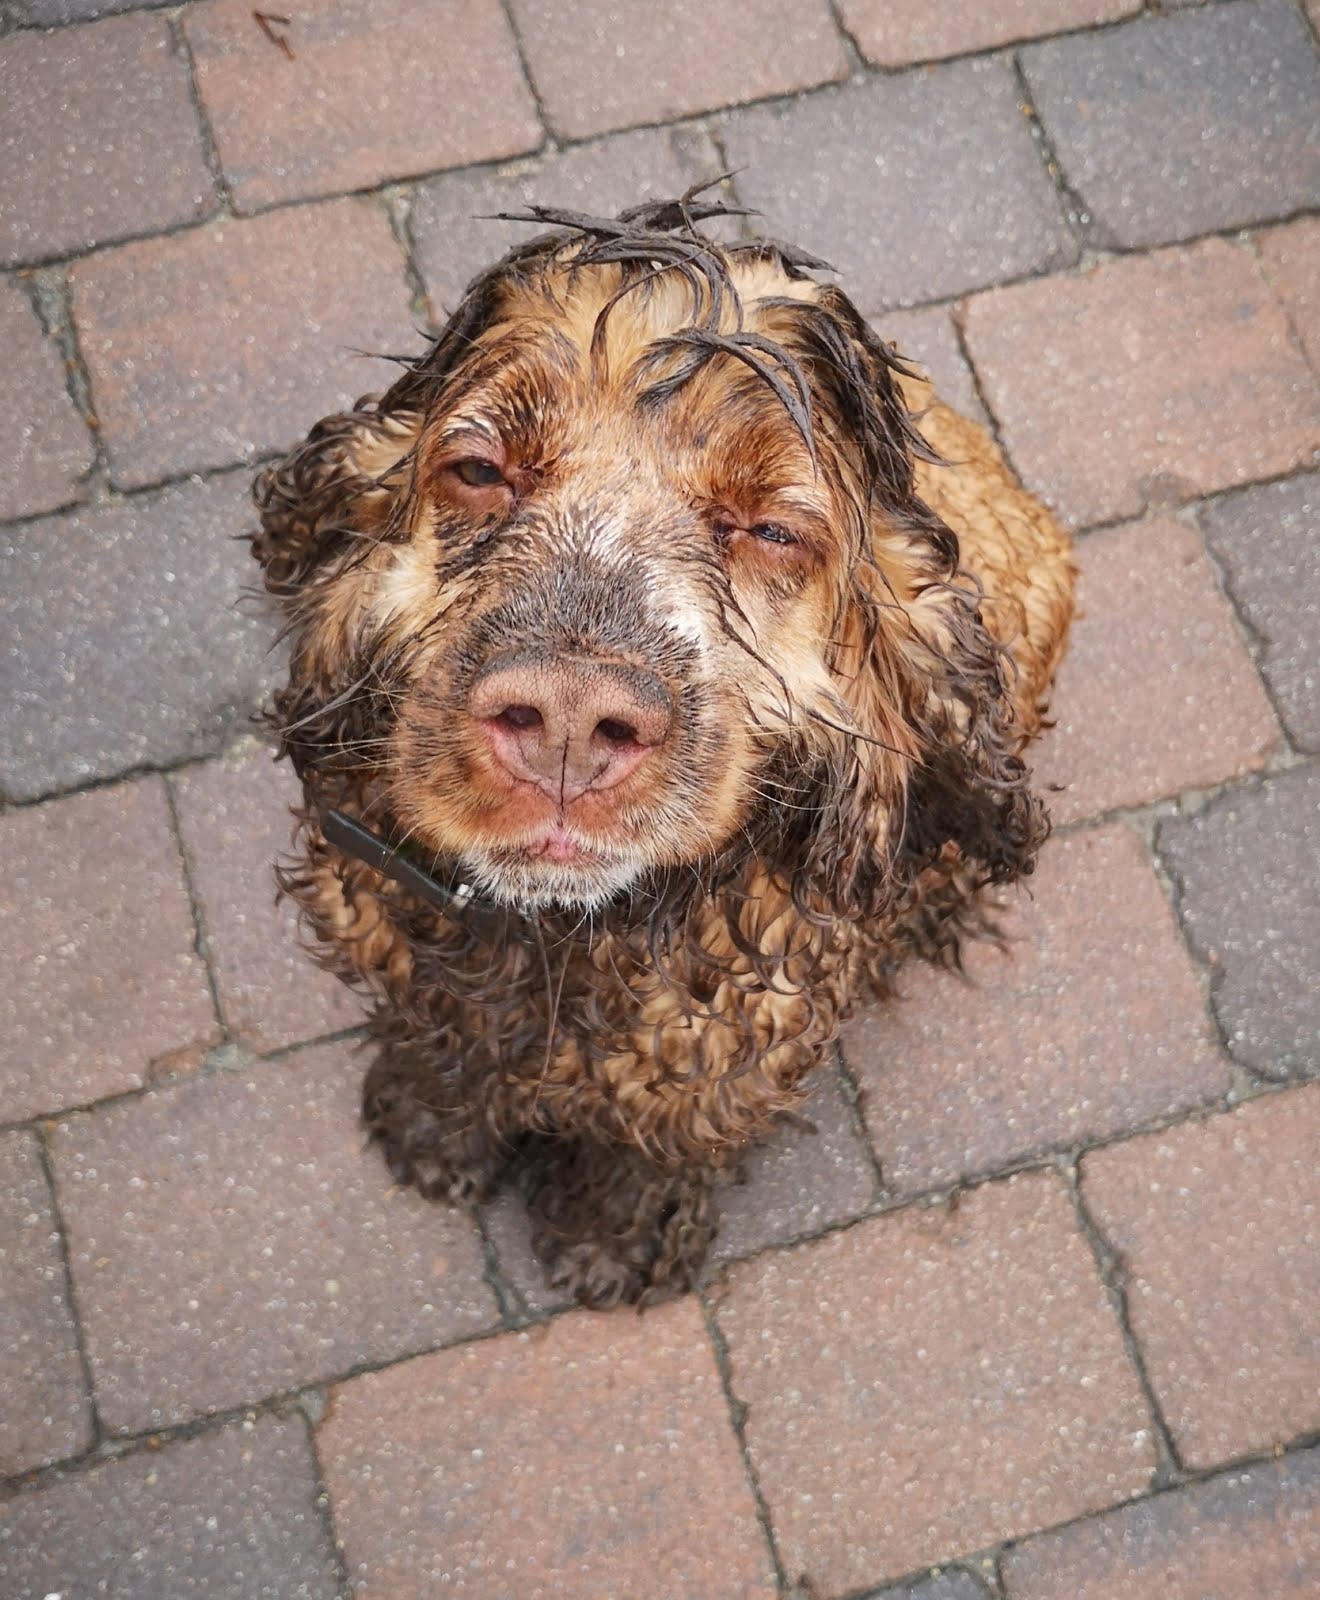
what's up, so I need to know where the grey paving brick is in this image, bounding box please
[1200,473,1320,753]
[0,12,212,267]
[1002,1445,1320,1599]
[0,276,94,522]
[881,1574,994,1600]
[410,126,709,318]
[1158,764,1320,1079]
[0,1415,341,1600]
[509,0,848,139]
[1021,0,1320,250]
[0,778,217,1124]
[50,1041,497,1433]
[0,471,282,802]
[721,61,1075,313]
[0,1130,93,1476]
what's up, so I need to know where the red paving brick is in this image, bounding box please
[172,743,364,1054]
[320,1299,777,1598]
[185,0,541,212]
[509,0,849,138]
[838,0,1140,65]
[962,240,1320,528]
[0,12,213,267]
[1002,1445,1320,1599]
[50,1041,496,1434]
[843,825,1226,1196]
[724,63,1075,313]
[70,198,420,488]
[1082,1085,1320,1470]
[1033,518,1279,824]
[716,1172,1155,1593]
[0,1130,92,1477]
[0,1415,342,1600]
[0,277,94,522]
[1258,216,1320,375]
[1,471,281,802]
[1021,2,1320,249]
[0,779,217,1125]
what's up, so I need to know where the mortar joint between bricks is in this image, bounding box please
[947,299,1021,475]
[162,772,230,1041]
[1009,53,1089,253]
[822,0,869,79]
[31,1122,106,1452]
[25,264,111,497]
[494,0,557,150]
[1061,1160,1185,1489]
[297,1406,357,1600]
[169,13,234,217]
[695,1287,790,1594]
[378,184,434,332]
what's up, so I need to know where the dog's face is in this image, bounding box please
[258,205,1039,919]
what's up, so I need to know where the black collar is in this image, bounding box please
[318,809,525,934]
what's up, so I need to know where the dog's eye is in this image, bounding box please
[749,522,797,547]
[452,459,507,489]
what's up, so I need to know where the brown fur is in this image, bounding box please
[252,194,1074,1306]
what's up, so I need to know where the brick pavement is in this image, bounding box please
[0,1,1317,1595]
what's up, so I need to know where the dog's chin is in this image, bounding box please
[460,844,646,914]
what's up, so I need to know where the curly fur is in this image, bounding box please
[252,191,1074,1307]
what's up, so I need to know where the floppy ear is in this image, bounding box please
[251,398,420,600]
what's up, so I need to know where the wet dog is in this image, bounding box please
[252,192,1073,1306]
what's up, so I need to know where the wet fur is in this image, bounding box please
[252,195,1074,1306]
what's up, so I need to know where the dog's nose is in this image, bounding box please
[469,654,672,803]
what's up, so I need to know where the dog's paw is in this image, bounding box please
[362,1062,503,1205]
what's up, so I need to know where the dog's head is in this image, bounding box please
[255,194,1044,921]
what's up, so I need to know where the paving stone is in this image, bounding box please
[18,0,166,16]
[716,1171,1155,1594]
[1158,765,1320,1079]
[319,1300,778,1598]
[1082,1085,1320,1469]
[1021,1,1320,251]
[0,12,212,267]
[1201,474,1320,754]
[839,0,1140,66]
[410,126,708,317]
[0,472,282,801]
[721,63,1075,314]
[0,1130,92,1476]
[878,305,987,424]
[509,0,848,139]
[0,1414,341,1600]
[172,743,364,1054]
[1258,217,1320,374]
[0,276,94,521]
[185,0,540,213]
[70,198,421,489]
[1034,517,1279,823]
[0,779,217,1124]
[843,825,1226,1196]
[879,1573,994,1600]
[50,1040,497,1433]
[962,240,1320,527]
[1002,1445,1320,1599]
[712,1067,877,1262]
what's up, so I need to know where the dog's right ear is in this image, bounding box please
[251,401,421,601]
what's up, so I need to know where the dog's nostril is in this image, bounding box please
[595,717,638,746]
[496,704,543,733]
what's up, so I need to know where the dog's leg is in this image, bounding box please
[362,1030,512,1206]
[524,1136,721,1308]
